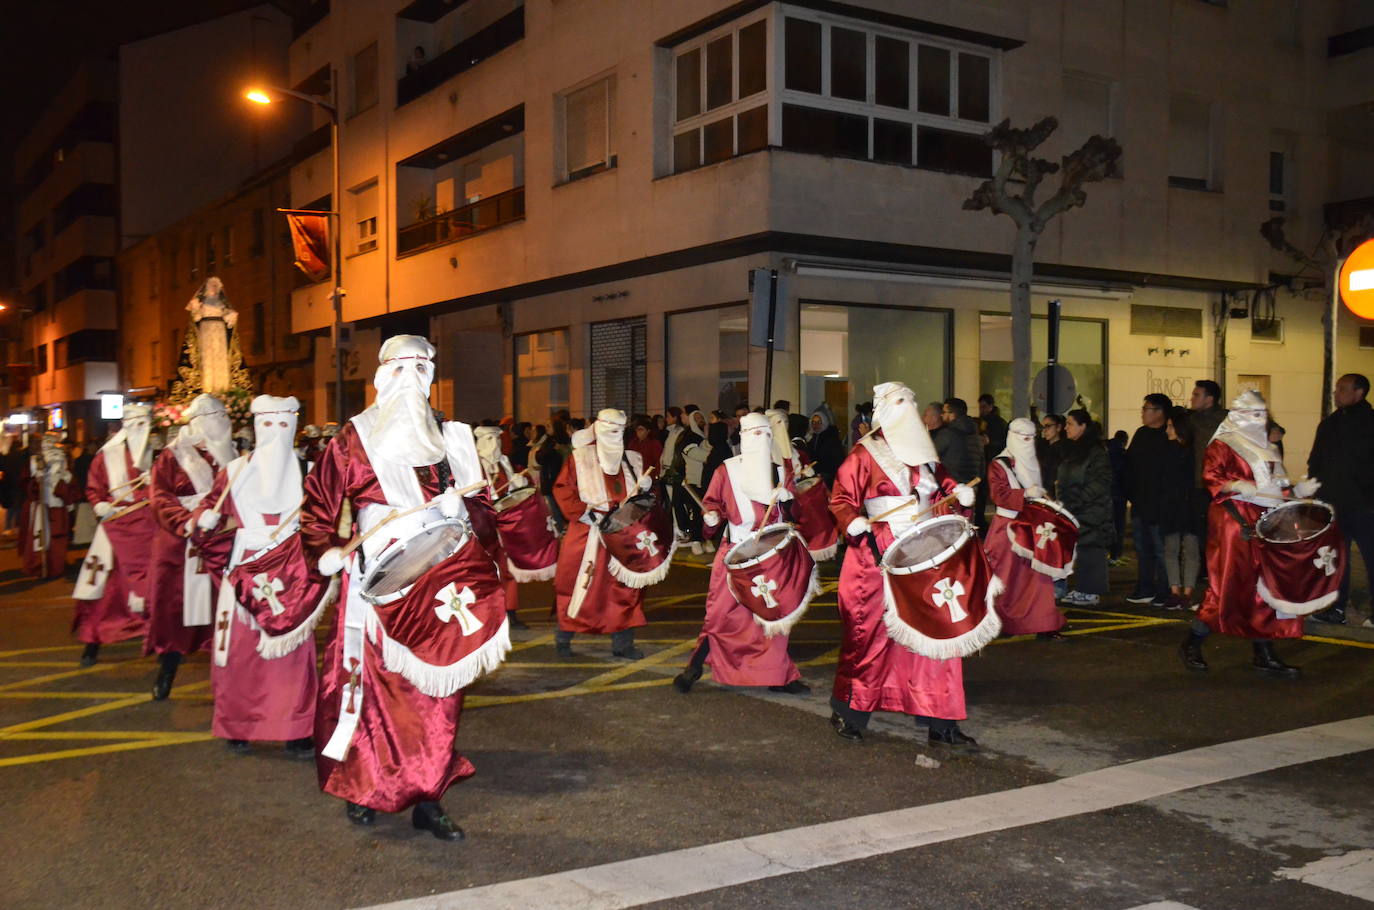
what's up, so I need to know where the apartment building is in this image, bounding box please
[286,0,1374,468]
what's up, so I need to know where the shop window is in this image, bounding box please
[978,314,1107,419]
[514,329,571,423]
[666,305,749,413]
[590,317,647,417]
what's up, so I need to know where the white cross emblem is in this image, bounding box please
[251,573,286,616]
[635,530,660,558]
[1035,522,1058,550]
[434,583,483,635]
[1314,545,1338,577]
[933,578,968,623]
[750,574,780,612]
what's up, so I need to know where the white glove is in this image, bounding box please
[509,472,530,490]
[953,484,976,507]
[51,497,65,508]
[846,516,871,537]
[1256,484,1284,500]
[1293,478,1321,498]
[637,472,655,493]
[318,547,345,577]
[436,487,463,519]
[1024,485,1045,500]
[703,510,721,527]
[799,463,816,479]
[196,510,221,532]
[1227,480,1257,497]
[773,488,793,503]
[93,501,113,519]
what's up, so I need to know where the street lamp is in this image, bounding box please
[244,76,346,425]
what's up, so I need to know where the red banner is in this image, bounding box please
[286,213,330,282]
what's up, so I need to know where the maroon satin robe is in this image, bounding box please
[696,462,803,687]
[302,423,496,812]
[828,442,967,720]
[145,444,229,656]
[551,457,647,635]
[72,445,150,645]
[1197,441,1303,640]
[19,460,75,579]
[984,458,1062,635]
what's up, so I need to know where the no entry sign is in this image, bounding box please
[1339,239,1374,319]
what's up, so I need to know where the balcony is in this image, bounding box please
[1324,195,1374,230]
[396,6,524,107]
[397,186,524,256]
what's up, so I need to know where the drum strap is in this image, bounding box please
[1221,499,1256,540]
[994,459,1020,519]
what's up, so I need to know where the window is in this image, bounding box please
[590,317,647,416]
[560,76,616,182]
[979,315,1106,418]
[666,305,749,413]
[673,14,770,174]
[350,179,379,253]
[1130,304,1203,337]
[875,36,909,108]
[1270,132,1295,213]
[1061,72,1119,175]
[252,302,266,355]
[514,329,571,423]
[784,18,822,93]
[1168,94,1215,190]
[36,344,47,374]
[351,42,379,115]
[357,216,377,252]
[1251,315,1283,343]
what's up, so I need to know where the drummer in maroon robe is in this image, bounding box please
[985,417,1065,639]
[475,425,531,630]
[1180,390,1320,679]
[71,404,153,666]
[19,433,77,579]
[146,393,236,700]
[829,381,980,749]
[192,395,317,759]
[552,408,654,659]
[303,334,500,840]
[675,413,809,694]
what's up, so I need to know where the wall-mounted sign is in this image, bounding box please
[1339,239,1374,320]
[100,394,124,420]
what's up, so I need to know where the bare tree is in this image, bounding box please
[1261,214,1374,417]
[964,117,1122,418]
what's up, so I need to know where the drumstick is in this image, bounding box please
[339,479,488,558]
[268,500,306,542]
[870,477,980,524]
[106,499,152,522]
[680,483,706,510]
[107,473,149,496]
[494,466,531,496]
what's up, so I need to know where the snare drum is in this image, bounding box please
[492,486,559,581]
[723,522,818,636]
[879,514,1002,659]
[1254,499,1343,615]
[792,475,838,560]
[599,492,675,588]
[1006,498,1079,580]
[360,516,473,605]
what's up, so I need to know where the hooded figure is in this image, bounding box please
[984,416,1063,636]
[473,424,535,627]
[72,404,155,661]
[826,381,982,750]
[189,395,317,756]
[1182,390,1322,679]
[20,432,76,579]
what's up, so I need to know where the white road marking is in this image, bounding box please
[355,716,1374,910]
[1277,849,1374,901]
[1122,903,1202,910]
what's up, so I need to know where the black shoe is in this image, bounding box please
[79,643,99,667]
[412,801,465,841]
[673,665,702,694]
[1150,594,1171,608]
[769,680,812,695]
[1179,632,1209,672]
[1252,642,1301,680]
[928,725,979,751]
[151,652,181,701]
[611,646,645,660]
[830,711,863,743]
[1310,607,1346,625]
[555,642,575,659]
[284,737,315,760]
[345,801,376,826]
[225,739,251,755]
[506,611,530,630]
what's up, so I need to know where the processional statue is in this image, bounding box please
[170,277,252,403]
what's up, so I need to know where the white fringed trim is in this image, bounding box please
[807,541,838,562]
[128,592,146,614]
[751,561,822,639]
[506,558,557,583]
[1008,528,1076,580]
[1257,576,1341,617]
[607,537,680,589]
[376,615,512,698]
[881,574,1005,660]
[255,575,336,660]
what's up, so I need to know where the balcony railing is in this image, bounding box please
[397,186,524,256]
[396,6,524,107]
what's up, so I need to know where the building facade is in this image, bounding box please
[284,0,1374,469]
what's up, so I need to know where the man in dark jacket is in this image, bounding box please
[1307,373,1374,625]
[978,394,1008,460]
[1125,393,1173,605]
[1189,380,1227,567]
[938,398,984,483]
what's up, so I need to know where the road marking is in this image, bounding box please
[353,716,1374,910]
[0,734,216,768]
[1277,849,1374,900]
[0,679,211,737]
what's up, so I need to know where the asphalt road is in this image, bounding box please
[1,538,1372,910]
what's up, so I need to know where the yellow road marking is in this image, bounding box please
[2,731,212,741]
[797,647,840,667]
[0,645,97,659]
[468,676,675,708]
[508,633,555,653]
[0,661,106,668]
[0,679,211,737]
[577,641,698,688]
[0,735,216,768]
[1302,633,1374,651]
[0,661,137,693]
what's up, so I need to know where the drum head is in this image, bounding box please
[1256,500,1333,543]
[494,486,537,512]
[795,476,823,493]
[601,494,655,534]
[882,515,972,575]
[725,524,793,568]
[363,519,470,600]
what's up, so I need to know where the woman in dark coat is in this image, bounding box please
[1057,409,1114,605]
[1158,407,1201,610]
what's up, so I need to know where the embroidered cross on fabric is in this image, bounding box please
[1313,545,1338,577]
[251,573,286,616]
[635,530,660,558]
[83,555,106,586]
[1034,522,1058,549]
[933,578,969,623]
[750,574,780,612]
[434,583,483,635]
[344,658,362,714]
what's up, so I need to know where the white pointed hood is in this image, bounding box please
[872,382,938,467]
[997,417,1042,490]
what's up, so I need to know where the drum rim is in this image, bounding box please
[1025,496,1080,529]
[233,522,298,568]
[882,514,973,576]
[360,516,472,605]
[493,486,537,510]
[1255,498,1334,543]
[724,522,799,570]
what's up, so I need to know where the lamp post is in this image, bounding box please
[245,72,346,424]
